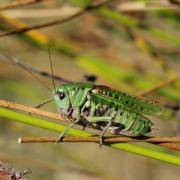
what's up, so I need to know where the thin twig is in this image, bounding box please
[137,75,180,96]
[19,136,180,143]
[0,0,113,38]
[157,143,180,151]
[19,136,180,151]
[0,99,66,122]
[0,0,48,10]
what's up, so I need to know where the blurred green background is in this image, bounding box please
[0,0,180,179]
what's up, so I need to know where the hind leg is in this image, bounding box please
[99,119,113,146]
[87,116,113,145]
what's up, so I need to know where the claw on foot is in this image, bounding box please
[56,134,64,144]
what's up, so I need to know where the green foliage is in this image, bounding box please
[98,7,139,27]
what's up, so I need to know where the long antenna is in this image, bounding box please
[48,48,56,93]
[0,52,72,83]
[0,51,52,92]
[34,98,54,108]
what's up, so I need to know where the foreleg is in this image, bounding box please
[56,119,80,143]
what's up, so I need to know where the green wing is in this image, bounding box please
[92,87,161,116]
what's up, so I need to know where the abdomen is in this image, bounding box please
[92,104,153,136]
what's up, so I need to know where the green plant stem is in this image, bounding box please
[0,107,89,136]
[0,107,180,166]
[111,143,180,165]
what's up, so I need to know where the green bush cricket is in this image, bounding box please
[0,52,162,145]
[54,83,161,144]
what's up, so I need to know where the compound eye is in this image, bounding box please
[58,92,65,100]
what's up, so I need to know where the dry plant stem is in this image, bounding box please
[0,0,48,10]
[0,0,113,38]
[157,143,180,151]
[19,136,180,151]
[19,136,180,143]
[137,75,180,96]
[0,99,66,122]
